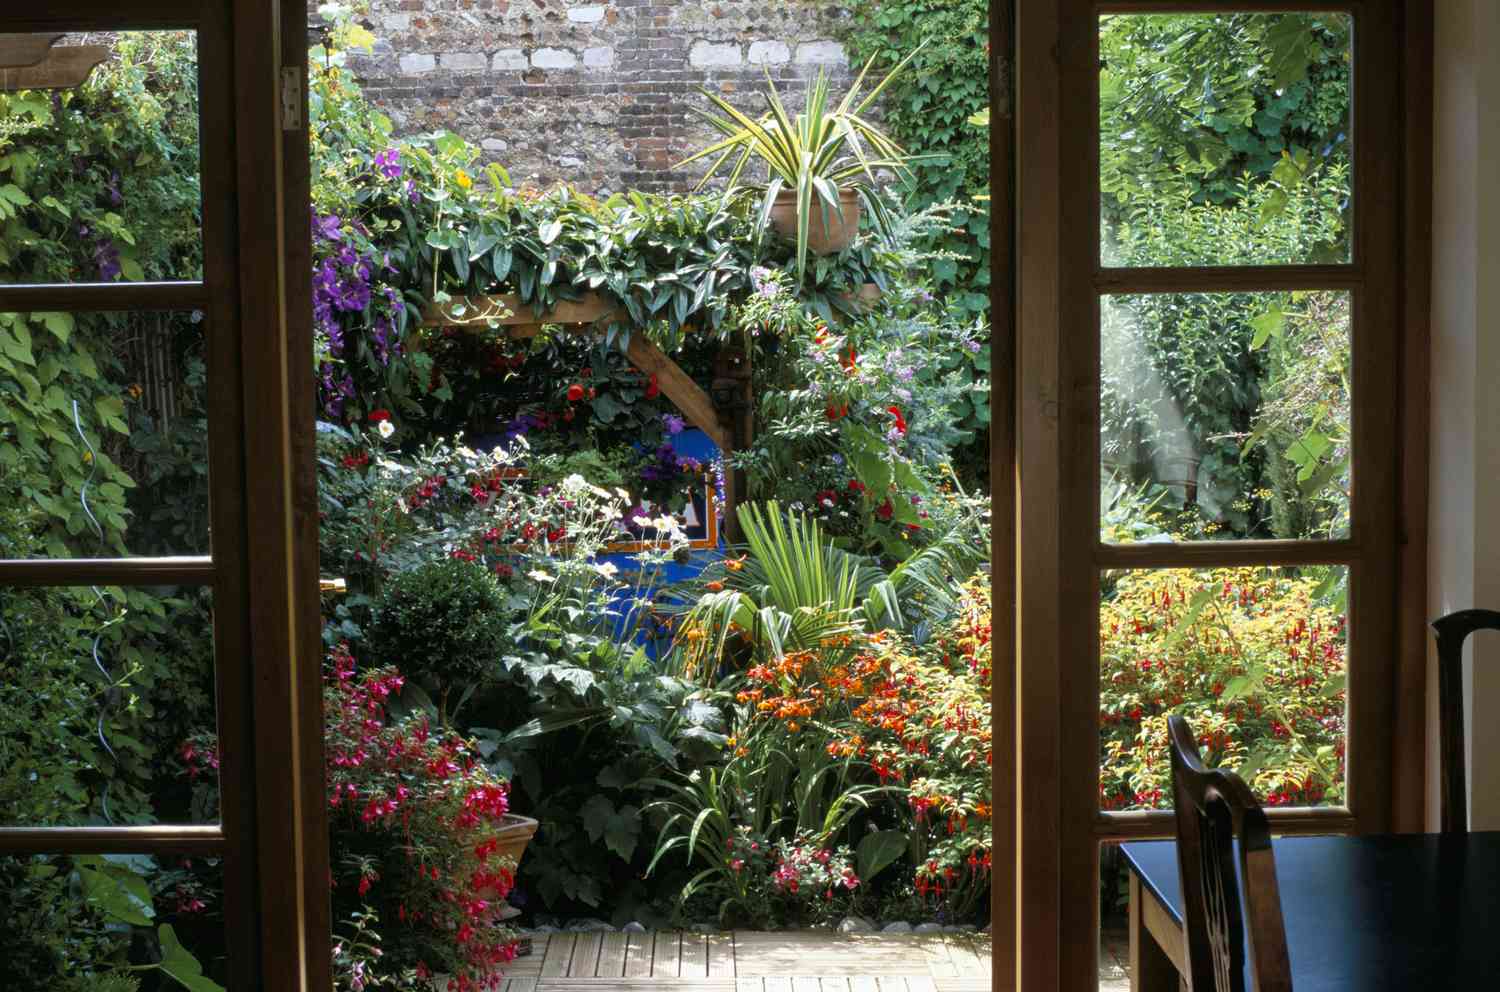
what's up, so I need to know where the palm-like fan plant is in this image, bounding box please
[672,499,988,682]
[676,47,926,285]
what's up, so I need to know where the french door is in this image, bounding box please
[1014,1,1428,989]
[0,3,325,990]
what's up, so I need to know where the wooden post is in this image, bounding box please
[711,344,753,544]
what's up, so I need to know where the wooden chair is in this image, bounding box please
[1431,608,1500,832]
[1168,715,1293,992]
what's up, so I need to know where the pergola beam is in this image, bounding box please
[420,291,733,454]
[0,33,63,69]
[0,44,110,91]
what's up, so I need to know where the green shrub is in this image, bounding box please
[368,557,507,712]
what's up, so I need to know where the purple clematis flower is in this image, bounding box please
[374,147,403,180]
[315,213,343,241]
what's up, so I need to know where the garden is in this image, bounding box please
[0,6,1355,991]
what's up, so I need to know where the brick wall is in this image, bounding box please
[324,0,856,194]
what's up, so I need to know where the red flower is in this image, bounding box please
[645,373,660,399]
[847,479,866,495]
[887,406,908,435]
[567,383,585,402]
[876,499,894,521]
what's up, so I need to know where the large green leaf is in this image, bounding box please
[855,829,909,882]
[157,924,227,992]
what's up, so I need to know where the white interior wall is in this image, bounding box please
[1429,0,1500,830]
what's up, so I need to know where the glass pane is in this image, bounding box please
[1099,565,1348,812]
[1099,12,1353,267]
[2,852,226,987]
[0,311,211,557]
[0,32,203,285]
[0,586,218,827]
[1101,291,1350,543]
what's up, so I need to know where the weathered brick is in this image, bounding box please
[532,47,580,69]
[688,40,741,68]
[317,0,859,193]
[441,52,488,71]
[794,40,845,65]
[493,49,529,71]
[398,52,436,74]
[747,40,790,66]
[568,5,608,23]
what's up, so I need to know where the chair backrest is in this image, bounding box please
[1168,715,1292,992]
[1431,609,1500,833]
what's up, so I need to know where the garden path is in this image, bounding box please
[497,931,993,992]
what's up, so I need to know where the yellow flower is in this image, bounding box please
[455,169,472,190]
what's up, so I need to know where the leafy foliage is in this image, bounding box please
[1099,11,1352,245]
[307,27,903,431]
[678,54,920,285]
[1099,568,1346,811]
[843,0,991,318]
[647,573,993,925]
[369,558,509,718]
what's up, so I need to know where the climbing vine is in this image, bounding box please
[842,0,991,319]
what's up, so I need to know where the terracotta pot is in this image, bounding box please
[493,813,539,868]
[768,186,861,255]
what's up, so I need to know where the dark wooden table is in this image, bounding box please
[1121,832,1500,991]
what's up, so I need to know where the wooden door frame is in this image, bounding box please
[0,3,326,989]
[1012,1,1432,989]
[990,1,1018,990]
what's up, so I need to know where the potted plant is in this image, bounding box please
[678,48,924,284]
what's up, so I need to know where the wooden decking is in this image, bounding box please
[498,931,992,992]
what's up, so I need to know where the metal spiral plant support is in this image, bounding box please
[74,398,120,825]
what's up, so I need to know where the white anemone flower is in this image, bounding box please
[594,561,620,579]
[526,569,555,583]
[376,419,396,439]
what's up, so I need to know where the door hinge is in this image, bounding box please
[280,67,302,131]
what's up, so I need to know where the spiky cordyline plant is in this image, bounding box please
[676,46,926,285]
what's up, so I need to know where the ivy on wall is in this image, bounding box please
[843,0,991,319]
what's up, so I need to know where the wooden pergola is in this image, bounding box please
[0,34,109,90]
[421,291,753,540]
